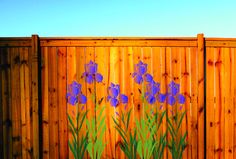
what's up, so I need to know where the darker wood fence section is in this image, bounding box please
[0,34,236,159]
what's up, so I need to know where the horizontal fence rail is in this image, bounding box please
[0,34,236,159]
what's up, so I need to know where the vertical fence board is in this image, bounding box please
[190,47,198,159]
[95,47,108,159]
[165,47,172,159]
[101,47,113,158]
[19,47,28,159]
[109,47,119,158]
[117,47,125,159]
[180,47,188,159]
[215,48,224,159]
[0,48,12,159]
[185,47,192,159]
[31,35,39,159]
[126,47,135,135]
[233,48,236,158]
[197,34,205,159]
[58,47,68,159]
[76,47,88,159]
[41,47,49,159]
[11,47,22,158]
[0,49,3,158]
[66,47,77,159]
[159,47,168,159]
[223,48,233,159]
[48,47,59,159]
[206,47,215,159]
[142,47,152,115]
[133,47,143,122]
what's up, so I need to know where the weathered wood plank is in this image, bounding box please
[41,47,49,159]
[11,47,22,158]
[48,47,59,159]
[215,48,224,159]
[197,34,205,159]
[31,35,39,159]
[66,47,77,159]
[57,47,68,159]
[223,48,233,159]
[40,39,197,47]
[206,47,215,159]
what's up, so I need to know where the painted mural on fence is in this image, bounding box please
[66,60,187,159]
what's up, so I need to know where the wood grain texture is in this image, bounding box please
[41,47,49,159]
[57,47,68,159]
[206,47,215,159]
[11,47,22,158]
[31,35,39,159]
[197,34,205,159]
[66,47,77,159]
[48,47,59,159]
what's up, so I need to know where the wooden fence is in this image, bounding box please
[0,34,236,159]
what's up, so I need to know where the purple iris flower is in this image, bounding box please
[132,61,148,84]
[146,81,160,96]
[68,81,81,96]
[82,60,103,84]
[167,95,176,106]
[177,94,186,104]
[66,94,78,105]
[145,93,156,104]
[120,94,128,104]
[107,83,128,107]
[85,60,98,74]
[164,81,186,106]
[144,81,160,104]
[168,81,180,96]
[132,73,143,84]
[135,61,147,75]
[158,93,166,103]
[144,73,153,83]
[108,83,120,98]
[66,81,87,105]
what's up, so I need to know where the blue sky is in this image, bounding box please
[0,0,236,37]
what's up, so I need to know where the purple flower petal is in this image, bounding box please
[107,95,111,101]
[144,73,153,82]
[111,83,115,87]
[68,81,81,96]
[177,94,186,104]
[146,95,156,104]
[136,61,147,75]
[95,73,103,82]
[168,81,180,95]
[167,95,176,106]
[158,93,166,103]
[110,98,119,107]
[85,60,98,74]
[134,74,143,84]
[85,74,94,84]
[67,95,78,105]
[146,82,160,95]
[132,72,137,78]
[120,94,128,104]
[78,94,87,104]
[109,87,119,98]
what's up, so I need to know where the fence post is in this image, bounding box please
[197,33,205,159]
[31,34,40,159]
